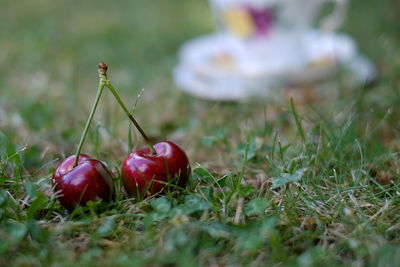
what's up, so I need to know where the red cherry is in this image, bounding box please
[52,154,114,212]
[121,141,190,197]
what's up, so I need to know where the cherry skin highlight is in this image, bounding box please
[121,141,190,197]
[52,154,114,212]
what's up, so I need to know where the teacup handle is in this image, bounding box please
[319,0,348,31]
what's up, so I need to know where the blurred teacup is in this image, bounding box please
[209,0,348,39]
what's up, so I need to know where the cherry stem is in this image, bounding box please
[73,68,107,167]
[98,63,156,155]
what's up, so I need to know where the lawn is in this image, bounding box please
[1,0,400,266]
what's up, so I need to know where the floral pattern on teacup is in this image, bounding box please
[222,6,275,38]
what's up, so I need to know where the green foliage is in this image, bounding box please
[245,198,268,216]
[271,168,306,189]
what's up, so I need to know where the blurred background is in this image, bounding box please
[0,0,400,169]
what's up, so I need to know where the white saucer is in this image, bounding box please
[173,30,375,101]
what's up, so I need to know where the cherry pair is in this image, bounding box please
[52,63,190,212]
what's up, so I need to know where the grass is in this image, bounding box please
[1,0,400,266]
